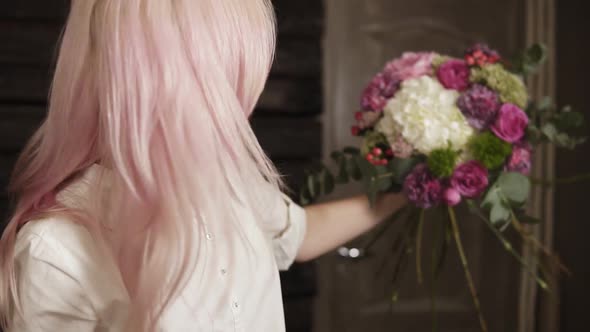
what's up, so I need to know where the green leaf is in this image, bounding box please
[357,157,377,181]
[490,204,511,225]
[497,172,531,205]
[330,151,344,162]
[537,96,553,112]
[481,187,502,209]
[336,157,349,184]
[554,110,585,130]
[307,174,318,198]
[322,170,335,195]
[343,146,361,155]
[521,43,548,75]
[541,123,558,140]
[390,158,419,184]
[299,185,311,206]
[347,156,363,181]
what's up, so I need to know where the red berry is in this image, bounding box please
[372,147,383,156]
[385,149,394,157]
[366,153,374,161]
[351,126,360,136]
[466,55,475,65]
[355,111,364,121]
[473,50,484,58]
[379,159,388,166]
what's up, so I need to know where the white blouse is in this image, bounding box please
[9,165,307,331]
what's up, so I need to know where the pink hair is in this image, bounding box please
[0,0,281,330]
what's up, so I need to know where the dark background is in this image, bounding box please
[1,1,589,331]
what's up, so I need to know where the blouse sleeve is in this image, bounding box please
[10,233,98,332]
[10,219,129,332]
[259,193,307,271]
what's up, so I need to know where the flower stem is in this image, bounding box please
[448,207,488,332]
[510,212,571,276]
[416,209,425,284]
[472,208,549,290]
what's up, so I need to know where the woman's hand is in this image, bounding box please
[295,192,407,262]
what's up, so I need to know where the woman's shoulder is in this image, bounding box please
[15,215,99,262]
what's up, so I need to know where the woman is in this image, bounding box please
[0,0,405,331]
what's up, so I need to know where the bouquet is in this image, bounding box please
[300,44,588,331]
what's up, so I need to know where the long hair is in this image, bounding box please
[0,0,280,330]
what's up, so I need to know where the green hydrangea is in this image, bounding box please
[427,147,459,178]
[469,132,513,170]
[432,55,453,71]
[361,131,388,156]
[470,64,529,108]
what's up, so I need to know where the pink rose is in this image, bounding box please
[443,187,462,206]
[491,103,529,143]
[437,59,471,91]
[506,142,532,175]
[384,52,436,81]
[450,161,489,198]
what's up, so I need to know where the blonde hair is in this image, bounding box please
[0,0,280,330]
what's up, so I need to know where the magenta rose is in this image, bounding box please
[361,72,401,111]
[403,164,443,208]
[450,161,489,198]
[506,142,532,175]
[384,52,436,81]
[491,103,529,143]
[437,59,471,91]
[443,187,462,206]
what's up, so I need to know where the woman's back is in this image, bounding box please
[9,164,307,331]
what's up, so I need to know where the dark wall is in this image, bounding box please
[555,1,590,331]
[0,1,323,331]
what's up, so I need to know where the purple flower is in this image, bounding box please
[491,103,529,143]
[361,72,401,111]
[506,142,532,175]
[437,59,471,91]
[450,161,489,198]
[443,187,462,206]
[384,52,436,81]
[457,84,501,130]
[403,164,443,209]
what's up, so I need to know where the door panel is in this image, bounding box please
[318,1,525,331]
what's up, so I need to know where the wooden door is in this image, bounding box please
[317,0,526,331]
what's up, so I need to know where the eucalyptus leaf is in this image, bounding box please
[336,157,349,184]
[537,96,553,112]
[348,156,363,181]
[390,158,419,184]
[331,151,344,162]
[497,172,531,205]
[481,186,502,209]
[343,146,361,155]
[322,170,335,195]
[307,174,318,198]
[490,204,511,229]
[299,185,311,206]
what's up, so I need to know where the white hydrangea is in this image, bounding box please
[375,76,474,154]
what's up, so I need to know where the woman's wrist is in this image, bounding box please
[374,192,407,224]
